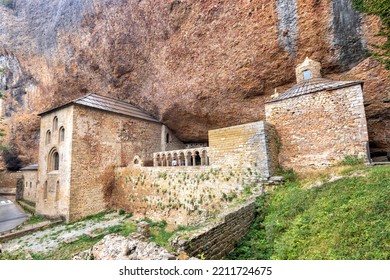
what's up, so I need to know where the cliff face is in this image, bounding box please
[0,0,389,169]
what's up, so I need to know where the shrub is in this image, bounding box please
[340,155,365,166]
[352,0,390,69]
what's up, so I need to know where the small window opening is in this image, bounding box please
[53,116,58,131]
[53,152,59,170]
[166,133,170,144]
[59,127,65,142]
[46,130,51,144]
[303,69,312,80]
[48,148,60,172]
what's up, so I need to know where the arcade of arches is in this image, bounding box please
[153,148,209,167]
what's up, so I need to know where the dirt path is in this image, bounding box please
[2,212,125,254]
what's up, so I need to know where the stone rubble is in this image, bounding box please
[73,233,176,260]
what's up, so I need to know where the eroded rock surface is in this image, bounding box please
[0,0,389,169]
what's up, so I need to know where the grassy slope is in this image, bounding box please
[228,165,390,260]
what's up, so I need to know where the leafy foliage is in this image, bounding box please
[339,155,365,166]
[228,165,390,259]
[352,0,390,69]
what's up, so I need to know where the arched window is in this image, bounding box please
[166,133,170,144]
[43,181,48,199]
[53,116,58,131]
[59,127,65,142]
[46,130,51,144]
[48,148,60,172]
[53,152,59,170]
[195,151,201,166]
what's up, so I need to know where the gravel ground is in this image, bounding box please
[2,212,126,254]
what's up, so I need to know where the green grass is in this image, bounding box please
[25,215,46,225]
[34,234,103,260]
[76,210,115,223]
[227,165,390,260]
[339,155,365,166]
[140,219,201,248]
[18,199,36,207]
[106,222,137,236]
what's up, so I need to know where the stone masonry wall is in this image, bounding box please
[208,121,278,178]
[21,170,37,203]
[0,172,22,199]
[36,105,73,220]
[113,165,263,226]
[161,125,185,153]
[265,84,369,170]
[69,105,164,222]
[171,199,257,260]
[0,171,22,190]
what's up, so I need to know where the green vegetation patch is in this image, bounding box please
[339,155,366,166]
[352,0,390,69]
[141,219,201,248]
[25,215,47,225]
[228,165,390,260]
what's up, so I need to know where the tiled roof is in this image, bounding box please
[20,164,38,171]
[266,78,363,103]
[39,94,159,123]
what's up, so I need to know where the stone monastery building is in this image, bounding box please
[23,58,369,223]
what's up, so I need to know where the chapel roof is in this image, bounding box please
[20,164,38,171]
[38,93,159,123]
[266,78,363,103]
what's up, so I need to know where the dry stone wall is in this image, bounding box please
[171,199,257,260]
[113,166,263,226]
[265,84,369,170]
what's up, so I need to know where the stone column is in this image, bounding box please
[153,156,157,167]
[192,153,196,166]
[203,151,209,165]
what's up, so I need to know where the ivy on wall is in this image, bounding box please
[352,0,390,69]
